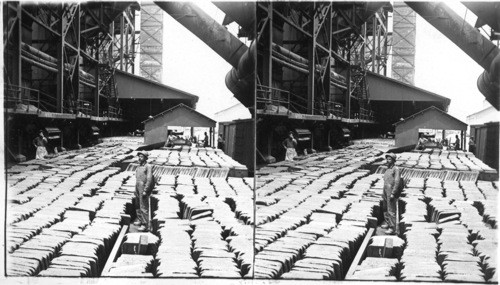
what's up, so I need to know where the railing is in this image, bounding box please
[4,84,57,113]
[105,105,122,118]
[257,84,318,115]
[326,101,345,118]
[256,85,291,114]
[76,99,93,116]
[288,91,309,114]
[256,84,377,122]
[355,107,376,121]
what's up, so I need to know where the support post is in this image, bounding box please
[307,4,317,115]
[120,13,125,71]
[131,9,136,74]
[73,6,81,106]
[461,130,464,151]
[323,6,332,115]
[346,51,352,119]
[56,4,65,113]
[327,129,331,149]
[14,4,22,89]
[372,16,377,72]
[262,3,273,94]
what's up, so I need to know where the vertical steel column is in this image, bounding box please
[120,13,125,71]
[361,23,366,68]
[262,3,273,89]
[131,10,136,74]
[14,3,22,89]
[323,6,332,112]
[73,6,81,103]
[95,4,105,117]
[307,4,317,115]
[383,10,388,76]
[125,14,129,72]
[56,4,65,113]
[346,51,351,119]
[377,17,381,73]
[263,4,273,157]
[371,16,376,72]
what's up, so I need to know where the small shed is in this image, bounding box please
[219,119,254,174]
[143,104,216,146]
[394,106,467,148]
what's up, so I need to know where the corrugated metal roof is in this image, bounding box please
[142,103,216,127]
[366,71,451,110]
[393,106,467,129]
[115,69,199,103]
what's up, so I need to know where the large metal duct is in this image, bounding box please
[154,2,247,68]
[461,2,500,31]
[361,2,389,21]
[225,41,255,107]
[212,2,255,35]
[405,2,500,109]
[154,1,253,107]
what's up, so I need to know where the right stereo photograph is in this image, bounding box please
[254,1,499,283]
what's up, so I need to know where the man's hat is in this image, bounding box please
[137,151,149,158]
[385,153,396,160]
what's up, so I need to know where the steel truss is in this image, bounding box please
[256,2,390,119]
[139,3,163,82]
[4,1,138,118]
[391,3,416,85]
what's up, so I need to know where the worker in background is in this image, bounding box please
[134,151,153,232]
[382,153,401,235]
[454,135,461,151]
[217,134,225,151]
[415,133,426,151]
[282,131,298,161]
[33,130,48,159]
[469,137,476,154]
[203,132,209,147]
[164,131,174,147]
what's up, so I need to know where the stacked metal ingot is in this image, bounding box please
[255,146,392,280]
[152,173,253,278]
[398,173,498,283]
[400,223,442,281]
[473,228,498,283]
[394,150,495,175]
[460,180,486,201]
[428,198,461,224]
[156,219,198,277]
[6,143,134,277]
[205,197,253,276]
[348,257,398,281]
[191,219,242,278]
[133,147,246,170]
[106,254,156,277]
[438,225,485,282]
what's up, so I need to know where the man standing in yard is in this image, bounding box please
[203,132,210,147]
[454,135,461,151]
[135,151,153,232]
[382,153,401,235]
[282,131,298,161]
[33,130,48,159]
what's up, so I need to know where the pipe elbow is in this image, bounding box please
[477,51,500,110]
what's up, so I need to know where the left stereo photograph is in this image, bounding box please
[3,1,255,278]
